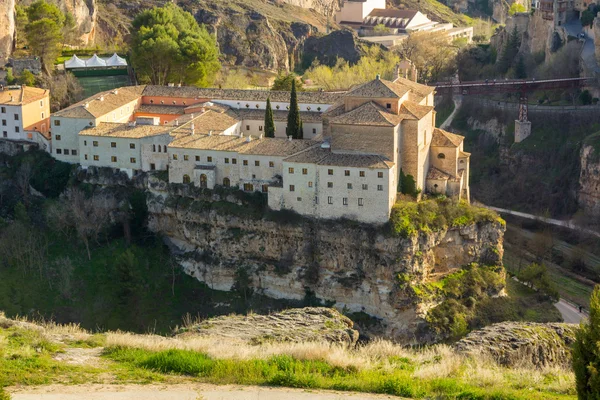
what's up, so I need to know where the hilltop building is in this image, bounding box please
[48,75,470,224]
[335,0,473,47]
[0,85,51,150]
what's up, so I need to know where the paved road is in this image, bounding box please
[555,299,587,324]
[439,95,462,130]
[8,384,398,400]
[564,19,600,76]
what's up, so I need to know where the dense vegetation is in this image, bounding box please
[573,285,600,398]
[389,197,503,238]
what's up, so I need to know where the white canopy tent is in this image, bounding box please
[85,54,107,67]
[105,53,128,67]
[64,55,86,69]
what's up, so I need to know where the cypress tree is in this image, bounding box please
[264,97,275,138]
[514,55,526,79]
[573,285,600,398]
[286,79,302,139]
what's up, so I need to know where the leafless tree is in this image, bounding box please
[0,221,48,278]
[51,256,74,299]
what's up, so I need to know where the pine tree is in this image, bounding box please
[497,26,520,74]
[515,55,527,79]
[264,97,275,138]
[286,79,302,139]
[298,120,304,140]
[573,285,600,398]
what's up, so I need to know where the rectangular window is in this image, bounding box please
[56,149,62,154]
[1,120,5,126]
[288,167,294,174]
[327,182,333,188]
[262,185,268,193]
[207,156,213,162]
[359,171,365,177]
[225,158,230,164]
[64,149,69,155]
[243,183,253,191]
[14,114,19,121]
[243,160,248,166]
[111,142,116,148]
[358,198,364,206]
[308,181,313,188]
[312,128,316,134]
[130,143,135,149]
[246,125,250,130]
[328,169,333,175]
[259,126,263,131]
[347,183,352,189]
[296,197,302,201]
[302,168,308,175]
[344,170,350,176]
[15,127,19,133]
[232,158,237,164]
[195,156,200,161]
[289,185,295,192]
[55,134,61,140]
[111,156,117,162]
[378,172,384,178]
[93,155,99,161]
[84,154,88,160]
[255,160,260,167]
[362,184,368,190]
[54,120,60,126]
[328,196,333,205]
[84,141,87,146]
[150,163,156,170]
[130,157,136,163]
[343,198,348,206]
[2,131,6,138]
[173,154,178,160]
[386,103,391,109]
[71,150,77,156]
[0,107,5,113]
[269,161,274,168]
[377,185,383,191]
[93,141,98,147]
[184,155,189,161]
[41,112,45,119]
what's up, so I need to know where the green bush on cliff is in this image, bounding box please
[573,285,600,398]
[0,388,10,400]
[389,197,502,238]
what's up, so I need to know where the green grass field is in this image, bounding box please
[78,75,133,98]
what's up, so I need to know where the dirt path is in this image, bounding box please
[8,384,399,400]
[439,95,462,130]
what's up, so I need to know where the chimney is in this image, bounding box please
[259,133,263,139]
[177,83,182,87]
[99,96,104,101]
[84,103,89,109]
[376,74,381,80]
[168,83,175,87]
[246,135,252,142]
[175,119,179,126]
[191,122,195,135]
[9,94,13,102]
[287,135,292,142]
[208,130,213,136]
[394,64,400,81]
[239,132,243,138]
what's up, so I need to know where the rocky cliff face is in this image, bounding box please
[282,0,341,16]
[136,176,505,343]
[0,0,15,65]
[579,143,600,218]
[491,12,565,60]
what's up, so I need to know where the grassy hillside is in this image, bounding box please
[390,0,474,26]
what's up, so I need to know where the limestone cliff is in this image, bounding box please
[133,175,505,343]
[0,0,15,65]
[578,141,600,218]
[282,0,341,16]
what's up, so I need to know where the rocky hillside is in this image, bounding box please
[177,307,359,345]
[0,0,15,65]
[579,137,600,219]
[456,322,578,368]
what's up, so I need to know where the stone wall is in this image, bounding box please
[140,177,505,343]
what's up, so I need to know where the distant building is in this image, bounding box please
[0,85,50,150]
[335,1,473,47]
[48,73,470,224]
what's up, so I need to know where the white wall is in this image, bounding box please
[335,0,386,23]
[51,117,94,163]
[213,99,332,113]
[0,104,23,141]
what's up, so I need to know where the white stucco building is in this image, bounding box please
[0,85,51,150]
[47,75,470,224]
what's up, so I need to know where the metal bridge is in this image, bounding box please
[430,77,593,137]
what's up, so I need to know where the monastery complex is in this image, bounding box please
[1,74,470,224]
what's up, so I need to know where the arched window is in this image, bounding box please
[437,153,446,159]
[183,174,191,184]
[153,144,156,152]
[434,184,439,189]
[163,145,167,152]
[223,177,230,187]
[460,160,465,164]
[200,174,208,188]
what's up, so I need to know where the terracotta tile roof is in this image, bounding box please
[347,78,410,99]
[170,110,240,136]
[170,134,316,157]
[284,147,394,169]
[431,128,464,147]
[53,86,146,119]
[427,166,452,180]
[235,109,323,123]
[367,8,419,19]
[460,151,471,157]
[79,122,171,138]
[142,86,344,105]
[400,101,433,119]
[0,86,48,105]
[329,101,402,126]
[137,105,186,115]
[392,76,436,101]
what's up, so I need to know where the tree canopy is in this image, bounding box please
[131,3,221,87]
[272,73,303,91]
[573,285,600,398]
[264,97,275,138]
[286,80,302,139]
[23,0,66,74]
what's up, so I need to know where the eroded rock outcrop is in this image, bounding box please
[456,322,578,368]
[177,307,359,345]
[578,142,600,218]
[141,176,505,343]
[282,0,341,16]
[0,0,15,65]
